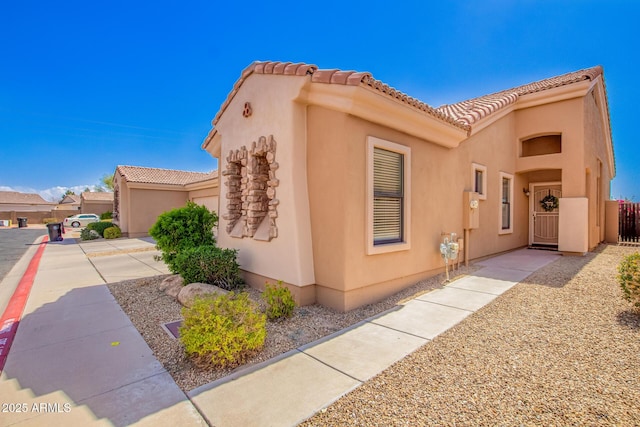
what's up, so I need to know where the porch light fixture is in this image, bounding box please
[523,188,530,197]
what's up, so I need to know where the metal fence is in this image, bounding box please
[619,202,640,243]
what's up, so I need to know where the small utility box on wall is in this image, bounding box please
[463,191,480,229]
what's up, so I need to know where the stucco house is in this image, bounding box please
[112,165,218,238]
[80,191,113,216]
[202,61,614,312]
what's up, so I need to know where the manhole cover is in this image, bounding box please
[161,320,183,339]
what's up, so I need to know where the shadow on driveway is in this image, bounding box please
[2,284,197,426]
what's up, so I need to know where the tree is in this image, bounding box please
[101,174,114,191]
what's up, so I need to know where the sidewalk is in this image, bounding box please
[0,233,561,427]
[0,234,206,427]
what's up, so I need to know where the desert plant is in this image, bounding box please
[80,228,100,241]
[618,252,640,309]
[87,221,117,237]
[180,292,266,368]
[42,217,58,224]
[172,245,242,290]
[262,281,296,320]
[148,202,218,272]
[103,226,122,239]
[100,211,113,220]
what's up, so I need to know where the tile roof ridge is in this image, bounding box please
[436,65,604,127]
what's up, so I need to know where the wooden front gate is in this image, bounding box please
[619,202,640,243]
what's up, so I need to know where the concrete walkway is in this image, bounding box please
[0,230,562,427]
[188,249,561,427]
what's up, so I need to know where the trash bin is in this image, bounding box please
[17,217,28,228]
[46,222,64,242]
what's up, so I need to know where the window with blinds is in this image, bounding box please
[501,175,511,230]
[373,147,404,244]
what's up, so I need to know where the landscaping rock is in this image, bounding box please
[177,282,229,307]
[159,275,184,298]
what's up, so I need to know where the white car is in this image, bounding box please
[64,214,100,228]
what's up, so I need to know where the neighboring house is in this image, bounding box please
[0,191,56,224]
[80,191,114,216]
[202,61,615,312]
[112,165,218,238]
[55,193,81,213]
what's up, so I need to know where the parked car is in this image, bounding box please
[64,214,100,228]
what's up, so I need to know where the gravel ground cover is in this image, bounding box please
[107,262,476,392]
[302,244,640,426]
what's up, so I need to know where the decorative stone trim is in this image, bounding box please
[113,183,120,221]
[222,135,278,241]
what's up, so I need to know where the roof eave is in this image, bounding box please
[299,81,468,148]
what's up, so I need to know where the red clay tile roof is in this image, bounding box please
[116,165,216,186]
[81,191,114,201]
[209,61,606,139]
[0,191,53,205]
[210,61,470,133]
[437,66,604,127]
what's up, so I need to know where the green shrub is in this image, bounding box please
[618,253,640,309]
[173,245,242,290]
[262,281,296,320]
[87,221,117,237]
[103,226,122,239]
[148,202,218,272]
[100,211,113,220]
[42,217,58,224]
[180,292,266,368]
[80,228,100,241]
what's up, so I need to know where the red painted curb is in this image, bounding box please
[0,235,49,373]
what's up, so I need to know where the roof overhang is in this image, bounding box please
[185,176,219,191]
[297,81,468,148]
[123,182,189,191]
[202,129,222,158]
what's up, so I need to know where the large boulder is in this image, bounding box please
[177,282,229,308]
[159,275,184,298]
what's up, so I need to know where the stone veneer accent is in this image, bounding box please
[113,183,120,222]
[222,135,278,241]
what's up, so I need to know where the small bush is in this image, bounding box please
[180,292,266,368]
[100,211,113,220]
[148,202,218,272]
[103,226,122,239]
[262,281,296,320]
[80,228,100,241]
[87,221,117,237]
[42,217,58,224]
[173,245,242,290]
[618,252,640,309]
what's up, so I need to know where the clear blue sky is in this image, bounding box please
[1,0,637,201]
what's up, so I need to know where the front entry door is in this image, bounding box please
[530,183,561,246]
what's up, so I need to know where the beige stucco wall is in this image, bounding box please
[127,188,188,237]
[81,201,113,216]
[210,74,316,288]
[604,200,619,243]
[188,187,219,213]
[558,197,589,253]
[306,106,531,311]
[583,89,613,248]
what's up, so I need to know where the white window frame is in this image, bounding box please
[472,163,487,200]
[499,171,514,235]
[366,136,411,255]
